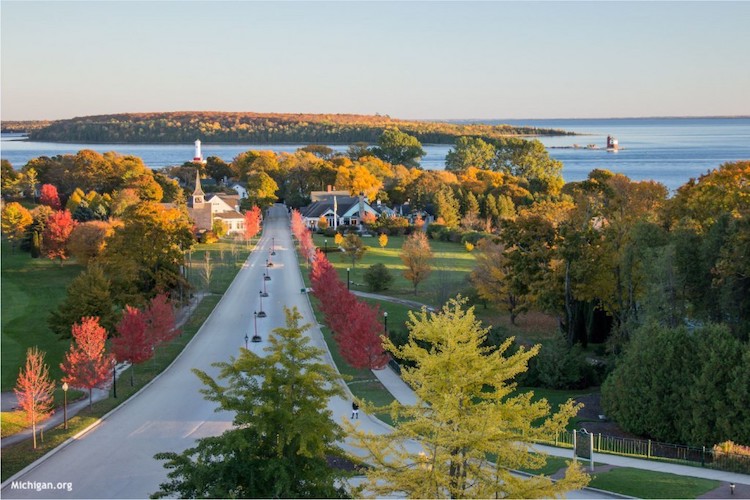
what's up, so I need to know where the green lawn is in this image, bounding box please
[588,467,720,498]
[1,239,83,390]
[313,234,476,307]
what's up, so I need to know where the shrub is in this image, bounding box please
[323,228,337,237]
[363,263,393,292]
[461,231,492,245]
[426,223,445,240]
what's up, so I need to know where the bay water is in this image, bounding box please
[2,117,748,192]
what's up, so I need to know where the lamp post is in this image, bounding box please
[257,290,267,317]
[262,274,268,297]
[112,359,117,399]
[324,239,328,253]
[264,269,271,281]
[267,252,273,267]
[271,237,276,255]
[383,311,388,335]
[347,268,351,290]
[62,382,69,429]
[244,332,249,349]
[252,311,261,342]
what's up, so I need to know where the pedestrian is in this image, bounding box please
[351,401,359,419]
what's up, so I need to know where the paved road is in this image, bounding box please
[2,205,608,499]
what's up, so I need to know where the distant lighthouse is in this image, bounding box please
[193,139,203,163]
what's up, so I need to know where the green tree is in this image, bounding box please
[492,138,564,196]
[433,187,460,228]
[341,233,367,269]
[100,202,193,305]
[345,298,588,498]
[445,137,496,172]
[371,128,426,168]
[48,263,117,338]
[363,262,394,292]
[153,307,347,499]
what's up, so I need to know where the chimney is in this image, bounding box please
[327,185,332,192]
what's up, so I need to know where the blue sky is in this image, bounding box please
[2,1,749,120]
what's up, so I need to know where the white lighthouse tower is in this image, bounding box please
[193,139,204,163]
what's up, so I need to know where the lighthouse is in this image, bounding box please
[193,139,204,163]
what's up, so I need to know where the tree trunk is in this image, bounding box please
[32,421,37,449]
[89,387,93,410]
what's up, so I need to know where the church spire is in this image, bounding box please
[192,169,205,207]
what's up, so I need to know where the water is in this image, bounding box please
[2,117,749,192]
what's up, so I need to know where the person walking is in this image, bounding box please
[351,401,359,419]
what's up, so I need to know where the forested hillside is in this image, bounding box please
[28,112,574,144]
[1,121,53,133]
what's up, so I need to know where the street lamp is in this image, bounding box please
[383,311,388,335]
[264,269,271,281]
[62,382,69,429]
[244,331,249,349]
[112,359,117,399]
[267,253,274,267]
[252,311,261,342]
[347,268,351,290]
[257,290,267,317]
[271,237,276,256]
[324,239,328,253]
[262,274,269,297]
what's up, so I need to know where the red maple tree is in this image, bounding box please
[112,306,152,386]
[291,210,305,239]
[42,210,77,265]
[145,293,180,348]
[61,316,114,409]
[337,301,389,369]
[244,205,262,241]
[39,184,61,210]
[14,347,55,449]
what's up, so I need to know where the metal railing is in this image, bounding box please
[533,430,750,474]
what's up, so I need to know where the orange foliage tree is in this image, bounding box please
[112,306,152,386]
[61,317,114,409]
[14,347,55,449]
[42,210,77,265]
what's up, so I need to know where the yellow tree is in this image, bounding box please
[1,202,33,253]
[401,231,432,295]
[378,233,388,249]
[345,298,588,498]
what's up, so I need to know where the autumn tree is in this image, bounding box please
[49,263,116,338]
[401,231,433,295]
[14,347,55,449]
[243,205,262,245]
[245,171,278,209]
[153,307,347,499]
[145,293,180,348]
[22,205,53,258]
[39,183,61,209]
[378,233,388,249]
[67,220,117,265]
[337,300,389,369]
[61,316,114,409]
[112,306,153,386]
[433,187,460,227]
[345,298,588,498]
[1,202,33,253]
[42,209,77,265]
[341,233,367,269]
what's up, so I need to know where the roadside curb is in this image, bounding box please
[1,240,260,490]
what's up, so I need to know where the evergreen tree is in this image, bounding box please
[49,264,116,338]
[154,307,347,499]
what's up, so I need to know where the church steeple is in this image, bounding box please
[192,169,205,207]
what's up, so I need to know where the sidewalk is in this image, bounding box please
[352,290,434,312]
[372,364,750,488]
[1,291,208,449]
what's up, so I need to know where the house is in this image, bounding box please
[187,171,245,235]
[229,183,248,199]
[300,190,380,230]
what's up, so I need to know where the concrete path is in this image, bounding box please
[1,292,208,449]
[373,361,750,489]
[352,290,434,311]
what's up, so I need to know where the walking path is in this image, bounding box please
[372,364,750,491]
[1,291,209,449]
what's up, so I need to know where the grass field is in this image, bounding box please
[1,239,83,391]
[588,467,720,498]
[312,233,476,307]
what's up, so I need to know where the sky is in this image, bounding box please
[1,1,749,121]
